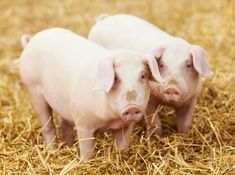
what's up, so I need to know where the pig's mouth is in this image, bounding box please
[165,98,180,103]
[121,105,144,122]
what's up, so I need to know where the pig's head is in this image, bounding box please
[94,50,164,122]
[151,44,212,105]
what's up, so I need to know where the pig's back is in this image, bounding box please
[25,28,109,62]
[89,14,171,52]
[20,28,109,83]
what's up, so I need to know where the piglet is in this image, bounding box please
[88,14,213,136]
[19,28,163,161]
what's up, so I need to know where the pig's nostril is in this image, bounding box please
[166,91,170,95]
[123,107,142,117]
[164,87,181,96]
[122,106,144,121]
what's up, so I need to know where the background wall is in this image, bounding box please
[0,0,234,174]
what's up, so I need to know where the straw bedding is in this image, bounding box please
[0,0,234,174]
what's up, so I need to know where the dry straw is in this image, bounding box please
[0,0,234,174]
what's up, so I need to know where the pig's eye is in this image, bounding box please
[187,64,192,68]
[112,75,121,90]
[114,75,120,83]
[157,60,164,69]
[185,61,193,69]
[140,71,149,82]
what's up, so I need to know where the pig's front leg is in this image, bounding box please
[145,93,162,137]
[112,121,135,150]
[76,126,96,162]
[175,96,197,133]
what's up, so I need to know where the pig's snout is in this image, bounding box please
[122,106,144,122]
[163,86,182,102]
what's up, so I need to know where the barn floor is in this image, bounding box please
[0,0,234,174]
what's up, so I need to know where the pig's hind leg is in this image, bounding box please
[60,119,74,147]
[28,86,57,149]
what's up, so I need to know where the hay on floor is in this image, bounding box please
[0,0,234,174]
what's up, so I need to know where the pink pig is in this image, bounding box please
[19,28,163,161]
[88,14,213,136]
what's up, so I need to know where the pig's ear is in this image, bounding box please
[191,45,213,77]
[93,57,115,93]
[143,54,165,84]
[151,47,165,60]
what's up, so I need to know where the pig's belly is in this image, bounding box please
[41,87,73,122]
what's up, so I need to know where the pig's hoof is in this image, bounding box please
[80,152,96,162]
[177,125,191,134]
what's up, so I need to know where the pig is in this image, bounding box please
[19,28,164,161]
[88,14,213,136]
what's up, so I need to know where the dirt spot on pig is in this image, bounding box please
[126,90,137,102]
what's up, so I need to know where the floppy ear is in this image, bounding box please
[151,46,165,59]
[143,54,164,83]
[93,57,115,93]
[191,45,213,77]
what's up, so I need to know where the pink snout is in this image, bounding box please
[122,106,144,122]
[163,87,182,102]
